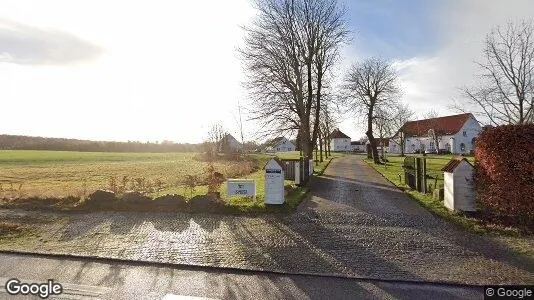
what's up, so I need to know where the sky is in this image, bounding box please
[1,0,533,143]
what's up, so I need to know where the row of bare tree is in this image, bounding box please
[240,0,533,165]
[239,0,415,164]
[240,0,349,160]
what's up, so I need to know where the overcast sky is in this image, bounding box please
[1,0,533,143]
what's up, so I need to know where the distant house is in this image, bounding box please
[350,141,366,152]
[265,137,295,152]
[366,138,390,153]
[389,113,482,155]
[219,134,242,152]
[329,129,351,151]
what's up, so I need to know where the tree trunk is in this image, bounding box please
[367,107,380,164]
[367,135,380,164]
[319,132,324,162]
[299,113,315,160]
[295,129,301,151]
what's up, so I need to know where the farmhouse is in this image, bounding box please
[219,133,242,152]
[265,137,295,152]
[366,138,390,153]
[329,129,351,151]
[350,141,366,152]
[389,113,482,155]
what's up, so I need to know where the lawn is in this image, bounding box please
[376,154,475,189]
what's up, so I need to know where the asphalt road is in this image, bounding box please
[0,252,483,300]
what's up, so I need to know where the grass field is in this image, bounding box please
[0,150,320,207]
[0,150,264,199]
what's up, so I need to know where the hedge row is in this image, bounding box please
[475,124,534,225]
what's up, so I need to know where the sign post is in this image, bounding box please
[264,158,285,204]
[227,179,256,201]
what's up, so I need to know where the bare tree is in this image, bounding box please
[318,101,337,161]
[206,122,226,158]
[461,19,534,125]
[343,58,401,164]
[389,103,414,156]
[373,107,393,159]
[240,0,349,159]
[422,109,441,154]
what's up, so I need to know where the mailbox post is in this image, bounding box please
[264,158,285,204]
[441,157,476,212]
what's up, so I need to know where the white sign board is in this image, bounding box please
[264,159,285,204]
[227,179,256,200]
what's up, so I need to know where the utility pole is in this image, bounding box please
[238,99,245,152]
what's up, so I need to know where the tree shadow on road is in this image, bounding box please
[307,174,534,284]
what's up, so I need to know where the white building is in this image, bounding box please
[219,134,242,152]
[366,138,390,153]
[350,141,366,152]
[329,129,351,151]
[389,113,482,155]
[265,137,295,152]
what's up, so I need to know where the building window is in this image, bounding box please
[445,143,451,151]
[471,137,476,145]
[460,143,466,152]
[429,141,435,151]
[463,131,467,137]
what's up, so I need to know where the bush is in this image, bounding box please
[475,124,534,226]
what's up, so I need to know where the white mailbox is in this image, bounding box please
[441,157,476,212]
[227,179,256,200]
[264,158,285,204]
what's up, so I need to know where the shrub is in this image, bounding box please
[183,174,199,197]
[108,176,118,193]
[475,124,534,226]
[205,163,225,193]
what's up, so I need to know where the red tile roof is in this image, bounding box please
[329,129,350,139]
[441,157,473,172]
[400,113,473,137]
